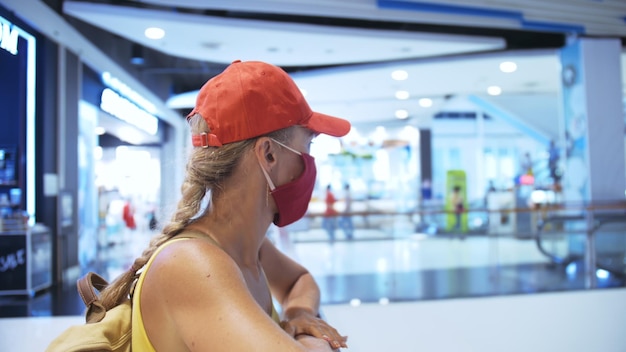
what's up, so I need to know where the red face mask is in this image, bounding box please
[260,140,317,227]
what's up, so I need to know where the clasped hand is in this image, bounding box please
[280,311,348,350]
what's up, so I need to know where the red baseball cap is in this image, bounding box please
[188,60,351,147]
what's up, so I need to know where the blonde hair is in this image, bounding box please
[99,114,294,308]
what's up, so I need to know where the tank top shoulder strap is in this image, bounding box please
[176,230,218,244]
[132,235,197,351]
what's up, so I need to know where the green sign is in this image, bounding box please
[446,170,467,232]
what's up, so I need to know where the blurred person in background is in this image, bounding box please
[322,184,338,243]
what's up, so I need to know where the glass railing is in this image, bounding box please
[288,199,626,303]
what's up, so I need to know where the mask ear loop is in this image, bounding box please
[270,138,302,156]
[259,163,276,191]
[260,139,299,208]
[258,158,276,209]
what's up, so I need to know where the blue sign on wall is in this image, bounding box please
[0,12,37,219]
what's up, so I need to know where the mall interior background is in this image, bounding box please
[1,1,626,351]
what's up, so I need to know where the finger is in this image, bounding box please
[322,334,348,349]
[340,335,349,348]
[321,334,334,346]
[330,333,348,348]
[293,319,346,347]
[334,335,348,349]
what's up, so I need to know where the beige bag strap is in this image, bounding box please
[75,230,215,324]
[76,272,111,323]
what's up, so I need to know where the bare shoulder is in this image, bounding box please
[139,237,248,350]
[139,237,307,351]
[145,237,242,292]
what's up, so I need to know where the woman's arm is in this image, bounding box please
[260,238,348,349]
[142,239,336,351]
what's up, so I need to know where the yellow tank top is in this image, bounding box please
[131,236,281,351]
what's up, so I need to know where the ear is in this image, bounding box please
[254,137,276,169]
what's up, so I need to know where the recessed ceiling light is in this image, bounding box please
[395,109,409,119]
[418,98,433,107]
[395,90,410,100]
[95,126,106,135]
[391,70,408,81]
[487,86,502,96]
[499,61,517,73]
[144,27,165,40]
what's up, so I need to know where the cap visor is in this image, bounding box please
[305,112,351,137]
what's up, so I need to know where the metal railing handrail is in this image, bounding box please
[534,203,626,288]
[303,199,626,288]
[535,214,585,264]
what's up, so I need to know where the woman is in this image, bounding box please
[99,60,350,351]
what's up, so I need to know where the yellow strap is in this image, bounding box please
[132,236,193,351]
[131,232,281,351]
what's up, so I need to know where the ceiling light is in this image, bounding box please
[418,98,433,107]
[144,27,165,40]
[391,70,408,81]
[95,126,106,135]
[395,109,409,119]
[487,86,502,96]
[395,90,410,100]
[499,61,517,73]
